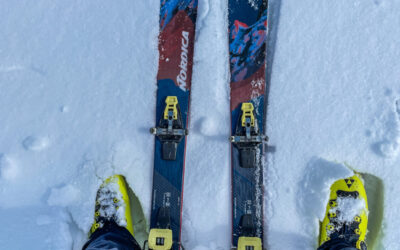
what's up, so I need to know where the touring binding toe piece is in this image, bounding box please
[150,96,188,161]
[230,102,267,168]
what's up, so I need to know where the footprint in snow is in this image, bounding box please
[0,154,19,181]
[22,136,50,152]
[372,98,400,158]
[60,105,69,113]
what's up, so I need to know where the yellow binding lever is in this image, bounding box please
[163,96,178,120]
[148,228,173,250]
[237,236,262,250]
[241,103,255,127]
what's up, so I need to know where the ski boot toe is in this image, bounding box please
[319,174,368,249]
[89,175,134,237]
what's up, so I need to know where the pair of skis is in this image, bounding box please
[148,0,269,249]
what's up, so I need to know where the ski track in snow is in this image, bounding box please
[182,0,230,248]
[0,0,400,249]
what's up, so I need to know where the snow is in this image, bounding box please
[47,184,81,207]
[0,154,20,181]
[297,160,354,226]
[330,196,366,224]
[22,136,51,151]
[0,0,399,249]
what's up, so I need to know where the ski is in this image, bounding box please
[148,1,198,250]
[228,0,269,249]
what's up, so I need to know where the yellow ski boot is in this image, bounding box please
[89,175,134,237]
[319,174,368,250]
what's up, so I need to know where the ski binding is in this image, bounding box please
[230,103,267,168]
[232,214,262,250]
[147,207,174,250]
[237,237,262,250]
[150,96,188,161]
[148,228,173,250]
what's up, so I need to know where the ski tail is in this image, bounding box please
[148,207,174,250]
[237,215,262,250]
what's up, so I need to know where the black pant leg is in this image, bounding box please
[82,221,142,250]
[317,238,359,250]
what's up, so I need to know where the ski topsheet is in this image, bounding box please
[228,0,268,249]
[149,1,197,250]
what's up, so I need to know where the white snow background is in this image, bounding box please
[0,0,399,249]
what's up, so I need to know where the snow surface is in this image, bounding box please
[330,196,366,224]
[0,0,399,249]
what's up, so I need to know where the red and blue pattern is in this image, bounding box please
[160,0,198,30]
[230,9,268,82]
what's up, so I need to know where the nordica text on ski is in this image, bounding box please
[177,31,189,91]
